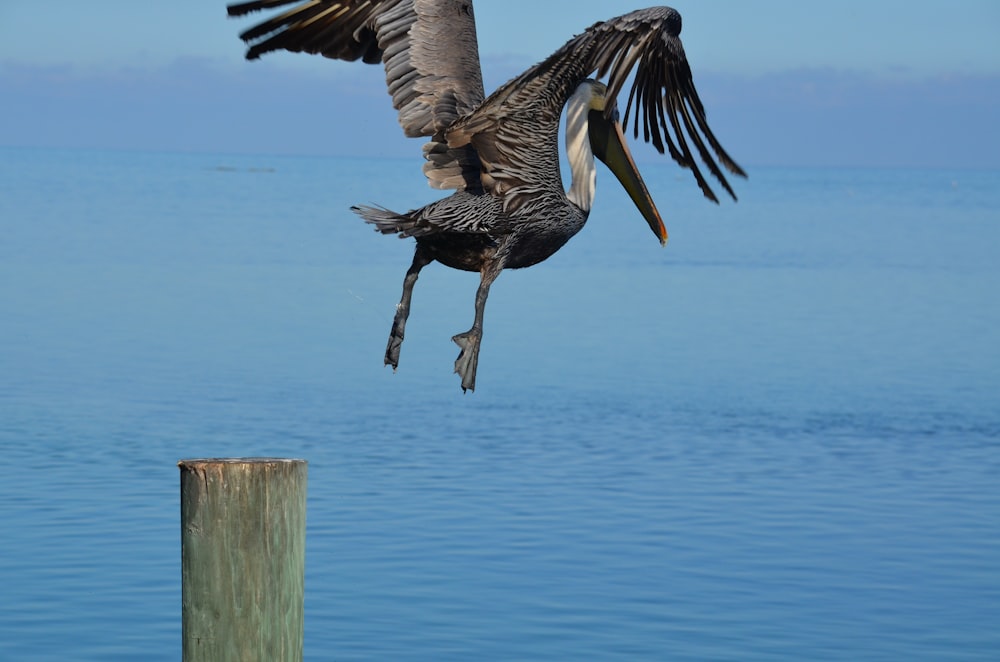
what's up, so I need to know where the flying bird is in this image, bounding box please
[227,0,745,392]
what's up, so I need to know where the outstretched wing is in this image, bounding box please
[446,6,746,210]
[228,0,486,189]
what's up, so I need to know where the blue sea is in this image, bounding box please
[1,146,998,660]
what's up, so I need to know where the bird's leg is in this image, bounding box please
[386,245,433,371]
[453,259,503,393]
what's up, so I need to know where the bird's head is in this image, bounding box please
[580,79,667,246]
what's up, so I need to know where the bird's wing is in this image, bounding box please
[446,6,746,212]
[228,0,486,189]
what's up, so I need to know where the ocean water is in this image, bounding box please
[1,146,998,660]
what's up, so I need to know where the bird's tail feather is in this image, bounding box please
[352,205,422,237]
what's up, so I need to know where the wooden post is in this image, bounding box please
[179,458,307,662]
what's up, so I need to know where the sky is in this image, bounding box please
[1,0,999,167]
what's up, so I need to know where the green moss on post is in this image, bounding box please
[179,458,307,662]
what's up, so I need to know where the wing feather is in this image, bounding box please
[447,6,745,210]
[229,4,744,206]
[228,0,486,189]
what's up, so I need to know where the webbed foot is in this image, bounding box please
[385,313,405,370]
[452,329,482,393]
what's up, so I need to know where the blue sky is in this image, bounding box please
[1,1,998,167]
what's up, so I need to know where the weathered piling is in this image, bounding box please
[179,458,307,662]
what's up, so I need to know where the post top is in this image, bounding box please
[178,457,307,469]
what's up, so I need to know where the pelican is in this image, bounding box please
[227,0,745,392]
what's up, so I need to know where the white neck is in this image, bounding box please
[564,86,597,213]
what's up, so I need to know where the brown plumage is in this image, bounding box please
[228,1,745,391]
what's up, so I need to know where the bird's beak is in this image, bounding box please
[589,109,668,245]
